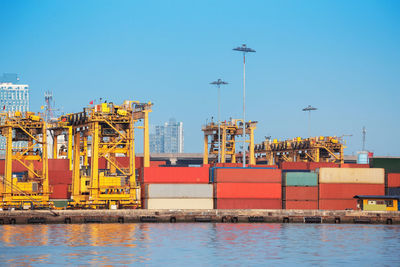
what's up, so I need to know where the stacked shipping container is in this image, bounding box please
[142,184,213,209]
[283,172,318,209]
[48,159,72,199]
[371,158,400,196]
[141,166,212,209]
[318,168,385,210]
[214,168,282,209]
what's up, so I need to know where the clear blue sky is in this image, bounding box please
[1,0,399,155]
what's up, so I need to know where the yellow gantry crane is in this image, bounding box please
[254,136,344,165]
[0,111,52,209]
[202,119,257,165]
[61,101,152,209]
[48,120,73,168]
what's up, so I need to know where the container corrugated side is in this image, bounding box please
[388,173,400,187]
[144,198,213,209]
[319,199,357,210]
[285,200,318,210]
[281,162,308,170]
[215,198,282,209]
[216,183,281,199]
[284,172,318,186]
[143,167,209,183]
[215,168,281,183]
[319,183,384,199]
[387,187,400,196]
[319,168,384,184]
[145,184,213,198]
[285,186,318,200]
[370,158,400,173]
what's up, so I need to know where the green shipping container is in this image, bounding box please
[284,172,318,186]
[370,158,400,173]
[52,200,68,208]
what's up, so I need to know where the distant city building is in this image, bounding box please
[0,73,30,152]
[150,118,184,153]
[0,73,19,84]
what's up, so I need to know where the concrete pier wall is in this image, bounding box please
[0,209,399,225]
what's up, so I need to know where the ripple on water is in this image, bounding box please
[0,223,399,266]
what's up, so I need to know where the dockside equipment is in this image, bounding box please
[202,119,257,165]
[61,101,152,209]
[254,136,344,165]
[0,111,52,209]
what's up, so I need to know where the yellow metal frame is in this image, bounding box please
[202,119,257,165]
[59,101,152,209]
[0,112,51,209]
[254,136,344,165]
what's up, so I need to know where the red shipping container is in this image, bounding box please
[216,183,281,199]
[388,173,400,187]
[0,160,31,174]
[319,199,357,210]
[48,170,73,185]
[215,168,281,183]
[250,165,278,169]
[92,157,165,169]
[48,159,70,171]
[319,183,384,199]
[215,163,242,167]
[285,200,318,210]
[285,186,318,201]
[216,198,282,209]
[308,162,338,170]
[143,167,209,183]
[50,184,70,199]
[281,162,308,170]
[341,164,369,168]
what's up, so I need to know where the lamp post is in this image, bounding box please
[210,79,228,163]
[302,105,317,137]
[233,44,256,167]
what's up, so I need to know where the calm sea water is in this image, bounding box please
[0,223,399,266]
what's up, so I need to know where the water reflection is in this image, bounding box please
[0,223,399,265]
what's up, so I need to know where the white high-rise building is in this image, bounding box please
[0,82,29,112]
[150,118,184,153]
[0,75,30,152]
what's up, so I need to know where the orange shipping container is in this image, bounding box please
[319,199,357,210]
[215,168,281,183]
[216,198,282,209]
[216,183,281,199]
[340,164,369,168]
[285,200,318,210]
[308,162,338,170]
[143,167,209,183]
[250,165,278,168]
[281,162,308,170]
[285,186,318,201]
[319,183,384,199]
[388,173,400,187]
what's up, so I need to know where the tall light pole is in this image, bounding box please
[210,79,228,163]
[302,105,317,137]
[233,44,256,167]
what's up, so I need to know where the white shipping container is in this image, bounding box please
[145,198,214,209]
[145,184,213,199]
[319,168,384,184]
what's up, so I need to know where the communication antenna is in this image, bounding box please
[362,126,366,151]
[44,91,60,122]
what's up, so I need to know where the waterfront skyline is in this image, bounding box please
[0,1,399,155]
